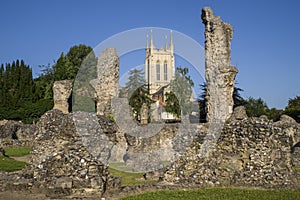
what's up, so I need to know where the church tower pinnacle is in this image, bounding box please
[150,30,154,50]
[146,34,149,49]
[170,30,174,53]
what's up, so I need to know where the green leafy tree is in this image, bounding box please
[125,68,145,97]
[244,97,268,117]
[125,68,153,121]
[266,107,282,121]
[128,86,154,122]
[166,67,194,116]
[53,44,94,81]
[165,91,181,118]
[284,96,300,122]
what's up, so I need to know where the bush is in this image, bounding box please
[284,107,300,123]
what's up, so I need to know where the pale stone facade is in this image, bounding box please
[145,31,175,95]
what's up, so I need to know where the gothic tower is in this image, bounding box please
[145,30,175,95]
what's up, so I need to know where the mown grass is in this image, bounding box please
[4,147,31,157]
[0,156,27,172]
[108,163,158,186]
[121,188,300,200]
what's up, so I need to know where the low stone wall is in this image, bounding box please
[0,110,121,199]
[0,120,35,147]
[163,116,300,188]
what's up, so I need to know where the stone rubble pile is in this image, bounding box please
[163,116,299,188]
[4,110,121,198]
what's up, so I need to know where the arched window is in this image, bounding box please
[164,61,168,81]
[156,61,160,81]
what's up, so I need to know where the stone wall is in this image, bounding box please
[163,116,299,188]
[0,110,121,198]
[53,80,73,114]
[92,48,119,115]
[202,7,238,122]
[0,120,35,147]
[124,124,178,172]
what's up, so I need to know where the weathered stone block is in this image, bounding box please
[53,80,73,114]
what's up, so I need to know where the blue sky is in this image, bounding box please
[1,0,300,109]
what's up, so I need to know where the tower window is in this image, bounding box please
[164,61,167,80]
[156,61,160,81]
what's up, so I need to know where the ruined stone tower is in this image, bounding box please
[94,48,119,115]
[145,31,175,95]
[201,7,238,122]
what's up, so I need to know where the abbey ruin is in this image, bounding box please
[0,7,299,199]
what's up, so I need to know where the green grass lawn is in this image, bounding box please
[0,156,27,172]
[121,188,300,200]
[108,163,158,186]
[0,147,31,172]
[4,147,31,157]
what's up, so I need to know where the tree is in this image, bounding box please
[266,107,282,121]
[128,85,154,122]
[166,67,194,116]
[233,86,245,108]
[165,91,181,118]
[125,68,153,122]
[125,68,145,97]
[0,44,95,123]
[284,96,300,122]
[197,83,208,122]
[53,44,94,81]
[244,97,268,117]
[286,96,300,109]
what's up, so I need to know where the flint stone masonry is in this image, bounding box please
[0,120,36,147]
[53,80,73,114]
[163,116,300,188]
[0,110,121,198]
[202,7,238,122]
[92,48,119,115]
[228,106,247,122]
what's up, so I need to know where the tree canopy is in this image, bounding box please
[125,68,153,122]
[284,96,300,122]
[166,67,194,116]
[0,44,95,123]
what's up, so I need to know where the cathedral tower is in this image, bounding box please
[145,30,175,94]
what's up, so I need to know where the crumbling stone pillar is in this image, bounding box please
[53,80,73,114]
[201,7,238,122]
[94,48,119,115]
